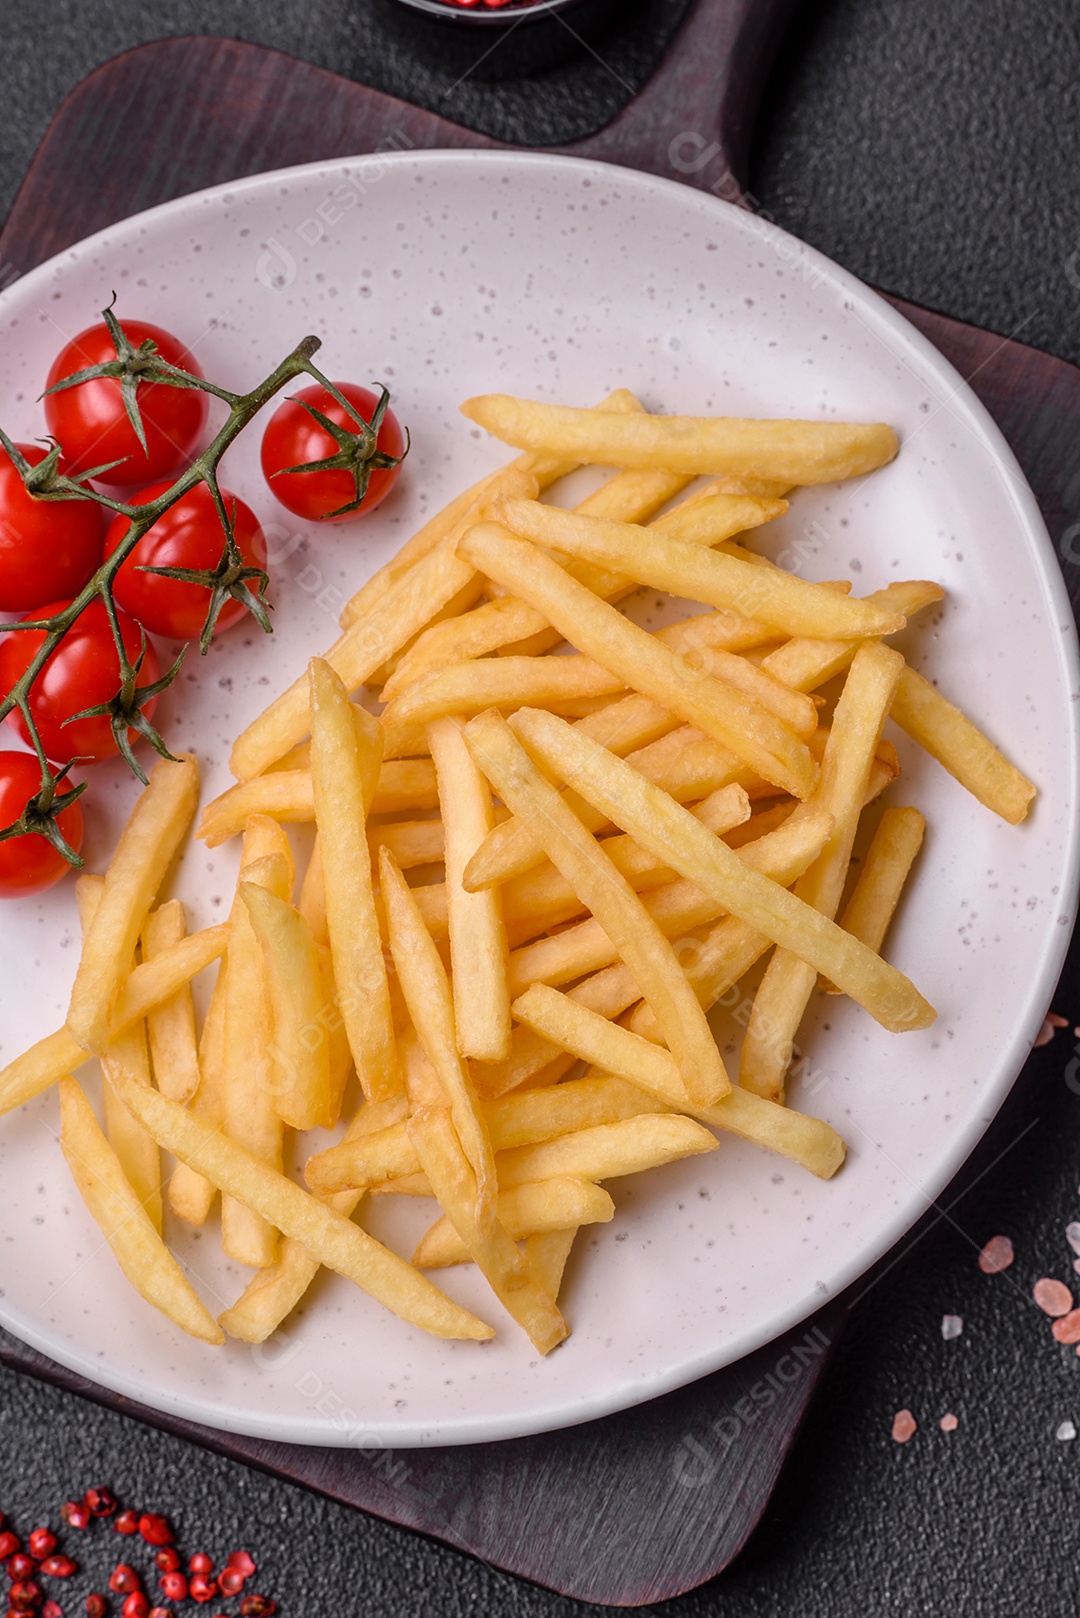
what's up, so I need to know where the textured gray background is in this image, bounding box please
[1,3,1080,1614]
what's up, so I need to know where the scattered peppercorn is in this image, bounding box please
[187,1556,212,1577]
[106,1571,138,1599]
[42,1602,63,1618]
[85,1599,107,1618]
[217,1571,244,1598]
[120,1598,147,1618]
[227,1552,256,1580]
[82,1495,116,1522]
[187,1575,217,1606]
[148,1609,173,1618]
[59,1510,88,1535]
[27,1535,55,1563]
[111,1518,137,1540]
[39,1561,76,1582]
[240,1599,276,1617]
[7,1556,37,1582]
[0,1536,19,1562]
[9,1582,42,1612]
[156,1578,185,1606]
[135,1523,171,1552]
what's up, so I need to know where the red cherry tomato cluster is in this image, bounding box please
[0,311,407,896]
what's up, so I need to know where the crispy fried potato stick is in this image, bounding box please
[463,709,730,1107]
[509,706,933,1033]
[110,1070,493,1341]
[311,658,403,1103]
[413,1178,615,1268]
[890,665,1036,823]
[501,500,905,641]
[459,524,817,799]
[67,754,199,1054]
[218,1094,409,1343]
[379,847,498,1230]
[427,716,511,1062]
[142,901,201,1104]
[408,1105,568,1352]
[824,806,926,988]
[59,1078,223,1345]
[0,925,227,1118]
[512,984,845,1179]
[461,394,898,482]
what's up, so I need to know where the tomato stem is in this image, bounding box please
[0,317,326,858]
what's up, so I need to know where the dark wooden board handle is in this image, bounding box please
[1,5,1080,1606]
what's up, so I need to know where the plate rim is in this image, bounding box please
[1,145,1077,1448]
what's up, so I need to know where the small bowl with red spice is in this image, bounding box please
[378,0,624,78]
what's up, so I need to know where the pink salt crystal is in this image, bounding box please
[978,1235,1015,1274]
[1035,1013,1069,1047]
[1034,1278,1074,1317]
[891,1408,917,1443]
[941,1314,963,1340]
[1052,1308,1080,1343]
[939,1413,958,1432]
[1073,1258,1080,1277]
[1066,1222,1080,1257]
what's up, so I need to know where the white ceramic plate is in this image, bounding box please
[0,151,1076,1448]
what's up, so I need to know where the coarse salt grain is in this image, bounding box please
[941,1314,963,1340]
[1034,1278,1074,1317]
[1066,1223,1080,1257]
[940,1413,958,1432]
[1057,1421,1077,1441]
[978,1235,1015,1274]
[891,1409,917,1443]
[1052,1308,1080,1344]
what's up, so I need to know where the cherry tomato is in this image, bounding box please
[0,751,83,896]
[0,598,161,764]
[103,482,269,641]
[44,319,209,486]
[0,442,105,611]
[260,382,406,522]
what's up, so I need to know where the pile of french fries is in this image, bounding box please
[1,389,1037,1359]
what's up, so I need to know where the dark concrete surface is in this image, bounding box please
[1,3,1079,1613]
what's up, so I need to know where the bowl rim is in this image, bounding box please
[385,0,591,25]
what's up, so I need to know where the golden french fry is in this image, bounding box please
[168,959,227,1227]
[509,705,933,1033]
[0,923,227,1120]
[504,802,833,993]
[59,1078,223,1345]
[198,758,440,847]
[109,1068,493,1341]
[891,665,1036,823]
[221,849,291,1268]
[67,754,199,1054]
[379,847,498,1229]
[339,386,645,629]
[242,883,338,1131]
[740,644,905,1099]
[219,1093,410,1343]
[386,656,628,728]
[407,1104,567,1353]
[427,716,511,1063]
[459,524,818,800]
[141,902,200,1105]
[501,500,905,641]
[462,394,898,482]
[75,874,162,1235]
[825,806,926,987]
[306,1072,660,1193]
[500,782,751,941]
[494,1113,717,1190]
[232,532,478,782]
[463,709,731,1107]
[761,580,944,693]
[524,1227,578,1301]
[311,658,403,1103]
[414,1177,615,1268]
[512,984,846,1180]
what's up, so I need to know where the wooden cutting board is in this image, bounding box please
[2,2,1079,1604]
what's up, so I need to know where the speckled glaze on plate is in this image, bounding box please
[0,152,1075,1449]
